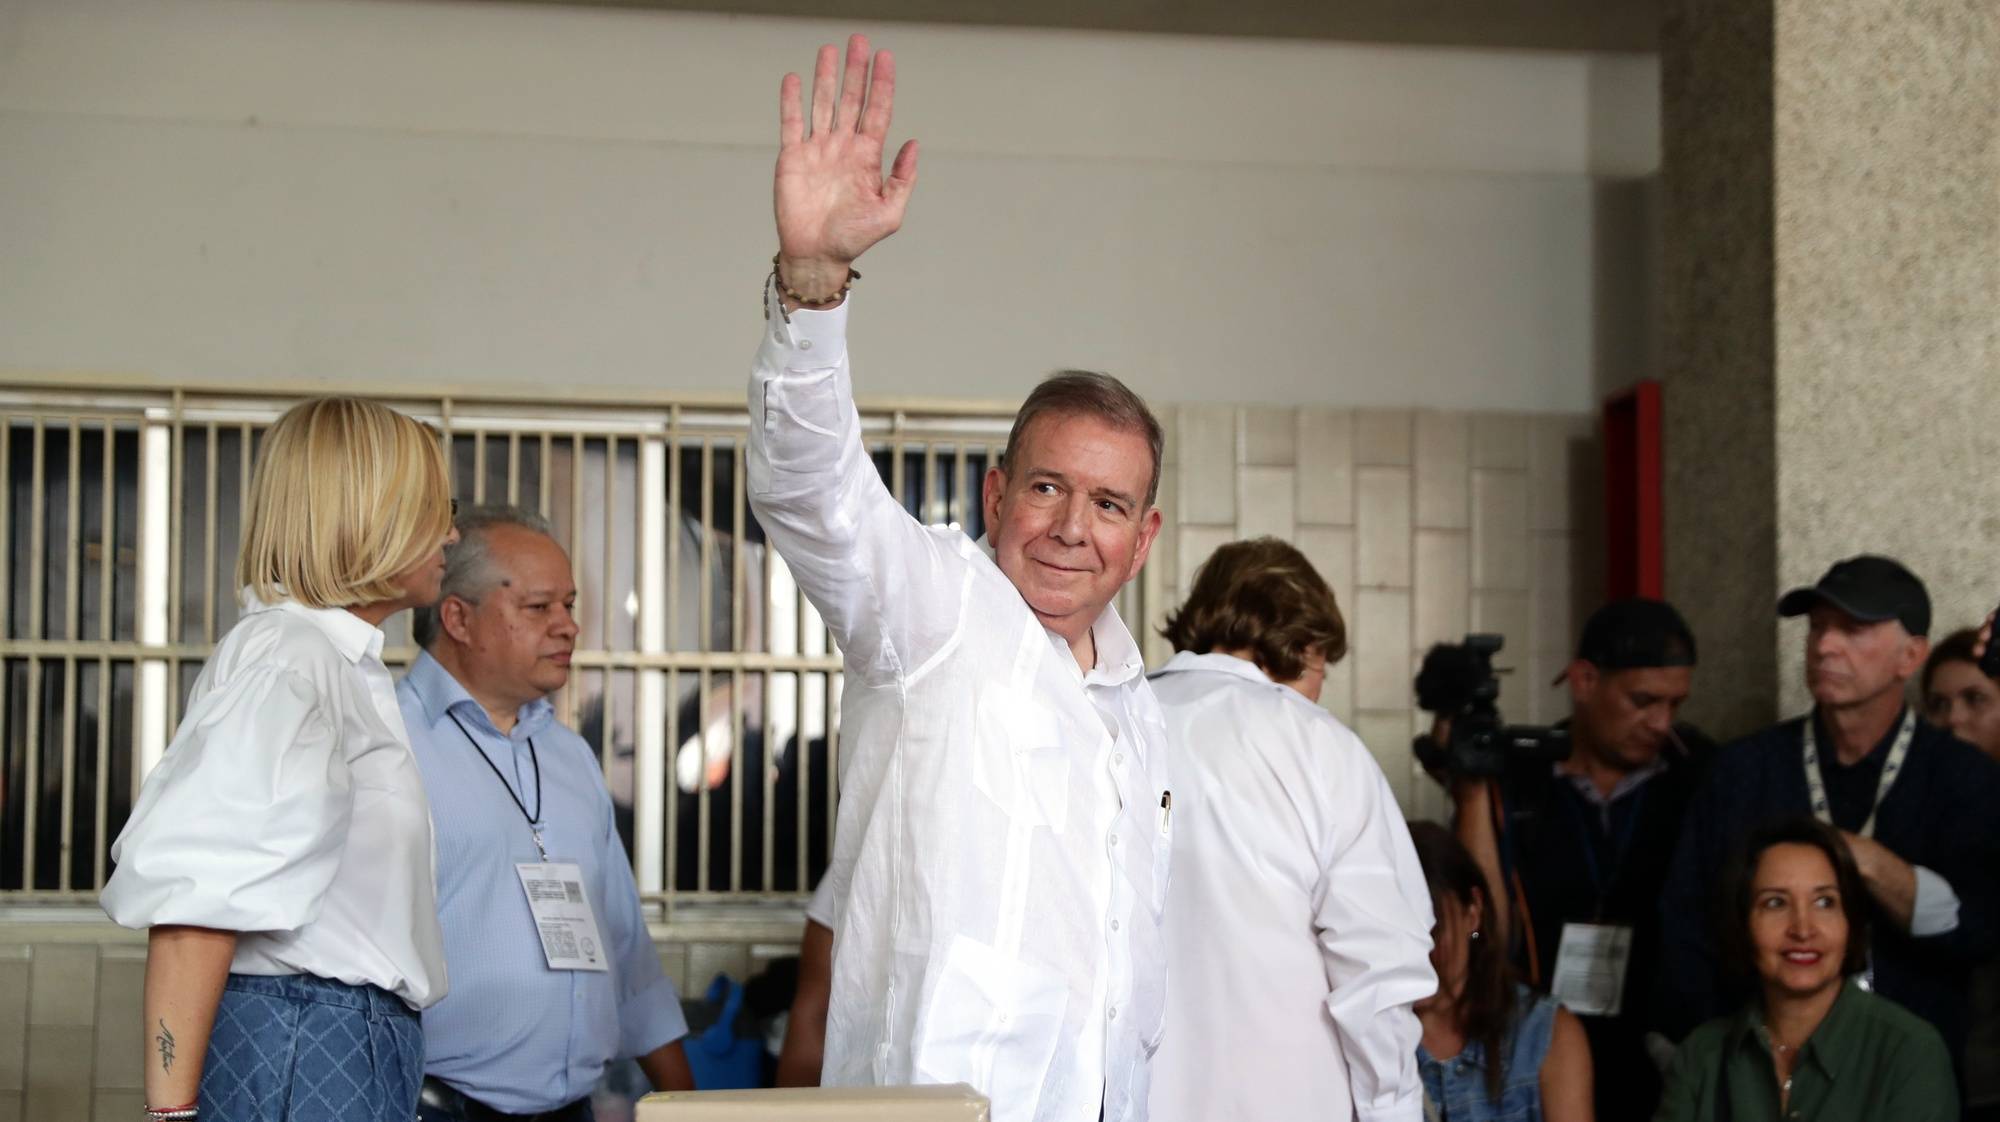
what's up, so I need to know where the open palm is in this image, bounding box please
[775,35,919,279]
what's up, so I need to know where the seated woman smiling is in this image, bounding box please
[1655,818,1957,1122]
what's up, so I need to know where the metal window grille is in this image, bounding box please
[0,378,1150,926]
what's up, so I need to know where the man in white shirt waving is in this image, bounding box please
[750,35,1173,1122]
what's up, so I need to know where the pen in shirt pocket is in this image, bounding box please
[1158,791,1171,834]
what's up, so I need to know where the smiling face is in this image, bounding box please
[1749,842,1849,1002]
[440,524,580,711]
[982,410,1161,646]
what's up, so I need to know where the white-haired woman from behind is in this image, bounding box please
[102,397,458,1122]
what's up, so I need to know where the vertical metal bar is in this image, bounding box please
[94,655,110,888]
[664,417,681,908]
[31,420,48,642]
[439,398,455,492]
[922,442,937,525]
[566,433,584,730]
[136,418,172,783]
[169,397,183,650]
[762,665,775,891]
[24,419,46,886]
[472,430,487,505]
[0,418,11,641]
[890,413,906,508]
[203,421,218,644]
[636,435,668,894]
[729,665,743,892]
[66,420,81,642]
[953,443,969,529]
[696,669,710,894]
[795,660,808,891]
[665,665,679,907]
[96,420,115,887]
[732,444,746,654]
[539,432,554,520]
[58,656,76,887]
[507,431,521,507]
[603,436,617,655]
[696,438,713,894]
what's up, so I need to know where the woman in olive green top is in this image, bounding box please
[1655,818,1957,1121]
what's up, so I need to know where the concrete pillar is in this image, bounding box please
[1662,0,2000,737]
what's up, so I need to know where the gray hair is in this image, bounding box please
[1002,370,1165,507]
[412,505,556,650]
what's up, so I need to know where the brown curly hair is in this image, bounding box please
[1160,537,1347,681]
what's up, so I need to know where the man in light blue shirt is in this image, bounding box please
[399,505,692,1121]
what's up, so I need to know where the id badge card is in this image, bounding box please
[514,862,610,972]
[1550,922,1633,1016]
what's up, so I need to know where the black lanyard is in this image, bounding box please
[447,710,545,857]
[1559,778,1649,916]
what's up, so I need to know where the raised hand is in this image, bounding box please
[774,35,919,302]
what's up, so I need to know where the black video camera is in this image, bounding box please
[1411,634,1570,778]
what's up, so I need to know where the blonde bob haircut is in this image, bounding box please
[237,397,453,609]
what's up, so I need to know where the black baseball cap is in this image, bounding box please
[1554,598,1698,684]
[1777,555,1931,636]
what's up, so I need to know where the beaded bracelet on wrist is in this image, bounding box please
[769,254,859,310]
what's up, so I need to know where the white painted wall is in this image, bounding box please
[0,0,1660,410]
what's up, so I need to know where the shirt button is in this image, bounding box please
[1107,1006,1118,1021]
[799,338,814,350]
[1109,834,1119,847]
[1113,753,1124,767]
[1110,918,1120,931]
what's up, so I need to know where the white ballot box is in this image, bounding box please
[636,1084,990,1121]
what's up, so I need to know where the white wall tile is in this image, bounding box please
[1354,710,1417,813]
[1176,406,1237,524]
[1236,466,1297,541]
[1320,658,1355,726]
[1239,407,1297,466]
[1354,409,1414,466]
[0,956,25,1093]
[1177,525,1236,601]
[1471,469,1531,592]
[1296,408,1354,525]
[1414,529,1472,647]
[1354,589,1413,710]
[1530,413,1594,532]
[91,958,142,1092]
[27,947,95,1028]
[1154,404,1181,467]
[1472,590,1534,662]
[1531,532,1579,660]
[1472,413,1531,469]
[1414,411,1471,529]
[1297,526,1356,620]
[1355,468,1413,587]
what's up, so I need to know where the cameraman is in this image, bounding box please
[1424,599,1705,1121]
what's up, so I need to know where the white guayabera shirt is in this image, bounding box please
[1148,652,1437,1122]
[749,296,1172,1122]
[102,591,448,1010]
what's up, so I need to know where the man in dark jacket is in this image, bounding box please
[1656,555,2000,1072]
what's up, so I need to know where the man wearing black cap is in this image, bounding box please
[1656,555,2000,1071]
[1442,597,1707,1119]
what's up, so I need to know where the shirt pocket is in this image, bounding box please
[912,933,1070,1122]
[1151,791,1173,914]
[972,687,1070,834]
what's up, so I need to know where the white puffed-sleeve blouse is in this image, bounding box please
[101,590,447,1010]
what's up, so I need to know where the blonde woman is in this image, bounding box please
[101,398,458,1122]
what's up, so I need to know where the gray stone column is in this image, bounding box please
[1663,0,2000,738]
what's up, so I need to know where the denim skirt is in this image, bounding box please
[198,972,423,1122]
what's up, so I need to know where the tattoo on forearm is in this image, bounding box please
[156,1018,176,1073]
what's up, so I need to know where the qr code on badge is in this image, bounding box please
[564,881,584,904]
[540,921,581,961]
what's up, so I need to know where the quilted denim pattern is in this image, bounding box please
[199,974,423,1121]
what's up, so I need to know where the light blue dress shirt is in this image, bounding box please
[397,652,687,1114]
